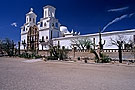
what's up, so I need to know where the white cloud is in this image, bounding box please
[108,7,129,12]
[102,13,134,32]
[129,13,135,17]
[11,22,17,27]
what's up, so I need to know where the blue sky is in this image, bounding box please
[0,0,135,42]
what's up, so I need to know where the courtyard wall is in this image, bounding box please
[36,49,134,60]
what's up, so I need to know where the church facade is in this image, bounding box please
[20,5,135,51]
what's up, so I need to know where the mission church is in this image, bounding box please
[20,5,135,51]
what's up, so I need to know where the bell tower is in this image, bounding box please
[20,8,37,50]
[26,8,37,24]
[38,5,61,50]
[43,5,56,18]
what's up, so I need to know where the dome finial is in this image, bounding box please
[30,8,33,12]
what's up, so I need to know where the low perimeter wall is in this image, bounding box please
[37,50,134,60]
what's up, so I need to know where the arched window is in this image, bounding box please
[56,23,58,28]
[52,23,54,27]
[46,36,48,40]
[49,11,51,16]
[24,39,26,43]
[27,18,28,22]
[51,30,52,39]
[33,18,35,23]
[44,22,46,27]
[40,22,43,27]
[42,36,44,41]
[23,27,25,31]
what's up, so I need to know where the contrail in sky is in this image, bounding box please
[102,13,135,32]
[108,7,129,12]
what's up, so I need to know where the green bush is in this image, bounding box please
[35,55,42,59]
[91,49,112,63]
[19,52,42,59]
[49,46,68,60]
[100,53,112,63]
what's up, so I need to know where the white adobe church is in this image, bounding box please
[20,5,135,51]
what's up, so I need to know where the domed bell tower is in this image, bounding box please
[26,8,37,25]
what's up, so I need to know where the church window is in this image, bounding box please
[23,27,25,31]
[51,30,52,39]
[46,36,48,40]
[42,36,44,41]
[56,23,58,28]
[26,18,28,23]
[40,22,43,27]
[24,39,26,43]
[44,22,46,27]
[52,23,54,27]
[33,18,35,23]
[49,11,51,16]
[30,18,31,21]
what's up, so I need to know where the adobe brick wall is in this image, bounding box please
[38,50,50,56]
[66,51,134,60]
[104,52,134,60]
[21,50,134,60]
[67,51,95,59]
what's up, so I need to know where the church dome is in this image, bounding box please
[60,26,70,34]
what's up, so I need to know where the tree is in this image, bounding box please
[71,37,101,62]
[126,37,135,61]
[109,35,127,63]
[71,37,93,51]
[1,38,15,56]
[0,39,3,55]
[41,40,67,60]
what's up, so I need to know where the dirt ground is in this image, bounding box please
[0,57,135,90]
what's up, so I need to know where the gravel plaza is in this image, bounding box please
[0,57,135,90]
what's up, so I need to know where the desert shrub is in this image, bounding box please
[1,38,15,56]
[35,55,42,59]
[19,52,42,59]
[100,53,112,63]
[49,46,68,60]
[90,49,111,63]
[78,57,80,60]
[47,56,58,60]
[19,52,31,59]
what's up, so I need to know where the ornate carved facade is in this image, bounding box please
[27,25,39,51]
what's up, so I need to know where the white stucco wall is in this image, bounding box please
[53,30,135,50]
